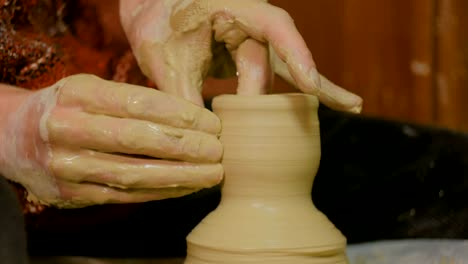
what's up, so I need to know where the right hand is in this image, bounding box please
[120,0,362,113]
[0,74,223,208]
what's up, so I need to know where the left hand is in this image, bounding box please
[119,0,362,113]
[0,75,223,208]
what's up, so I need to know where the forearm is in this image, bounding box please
[119,0,148,26]
[119,0,146,11]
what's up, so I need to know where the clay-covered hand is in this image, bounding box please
[119,0,362,113]
[0,74,223,208]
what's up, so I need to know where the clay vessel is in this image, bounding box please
[185,94,347,263]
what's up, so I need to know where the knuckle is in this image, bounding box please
[48,157,63,175]
[126,91,150,116]
[55,74,101,102]
[273,6,294,23]
[45,114,59,139]
[119,176,135,187]
[177,107,201,128]
[62,74,97,87]
[116,123,142,150]
[191,134,205,158]
[120,175,145,189]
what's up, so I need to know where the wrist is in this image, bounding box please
[0,86,47,214]
[0,85,32,131]
[0,85,56,214]
[0,84,34,174]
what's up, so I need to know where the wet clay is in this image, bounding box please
[185,94,347,263]
[0,74,224,209]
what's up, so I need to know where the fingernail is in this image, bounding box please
[205,164,224,187]
[190,109,222,135]
[344,95,363,114]
[349,102,363,114]
[205,113,222,135]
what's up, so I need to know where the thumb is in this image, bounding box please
[157,56,206,108]
[136,23,213,107]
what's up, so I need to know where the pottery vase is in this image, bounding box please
[185,94,347,264]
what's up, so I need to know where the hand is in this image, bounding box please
[0,74,223,208]
[120,0,362,113]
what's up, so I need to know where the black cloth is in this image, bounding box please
[0,176,29,264]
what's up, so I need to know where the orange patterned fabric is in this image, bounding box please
[0,0,154,90]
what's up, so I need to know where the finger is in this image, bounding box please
[57,74,220,134]
[136,23,213,107]
[57,180,197,208]
[213,1,363,112]
[211,13,273,95]
[234,39,273,95]
[272,50,363,113]
[212,1,318,86]
[51,148,223,190]
[47,109,223,163]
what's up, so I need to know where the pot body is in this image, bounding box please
[185,94,347,264]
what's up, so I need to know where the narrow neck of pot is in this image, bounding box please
[212,94,321,199]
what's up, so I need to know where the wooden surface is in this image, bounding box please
[270,0,468,132]
[268,0,435,124]
[435,0,468,132]
[204,0,467,132]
